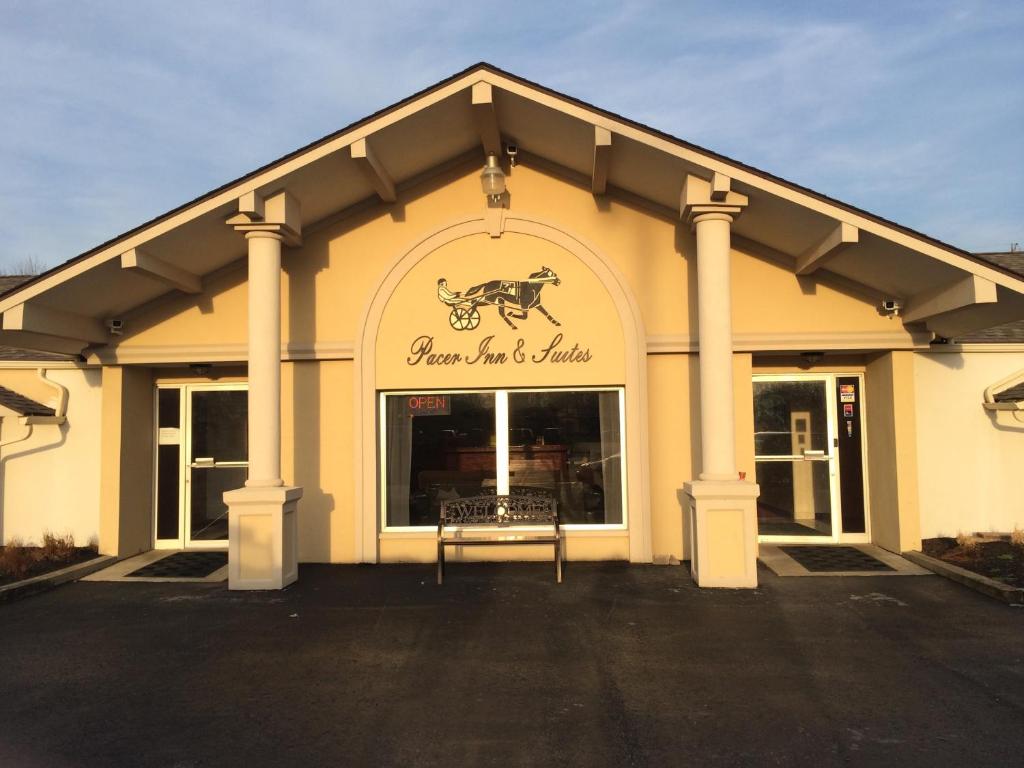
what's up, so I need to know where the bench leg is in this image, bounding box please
[437,541,444,585]
[555,538,562,583]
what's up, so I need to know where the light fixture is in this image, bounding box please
[480,154,506,203]
[190,363,212,377]
[799,351,824,368]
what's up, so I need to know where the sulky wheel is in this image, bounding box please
[449,306,481,331]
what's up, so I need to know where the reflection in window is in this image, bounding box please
[385,393,496,527]
[753,381,828,456]
[507,391,623,525]
[382,390,625,528]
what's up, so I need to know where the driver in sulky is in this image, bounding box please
[437,277,461,304]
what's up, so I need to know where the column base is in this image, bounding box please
[224,485,303,590]
[683,479,760,588]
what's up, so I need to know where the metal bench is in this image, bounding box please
[437,493,561,584]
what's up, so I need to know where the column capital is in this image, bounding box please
[236,225,290,243]
[680,173,748,228]
[226,189,302,246]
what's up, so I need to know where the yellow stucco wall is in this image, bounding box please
[99,366,154,557]
[282,359,356,562]
[0,367,102,547]
[646,354,696,561]
[97,160,921,562]
[914,351,1024,538]
[117,162,902,353]
[865,351,921,553]
[376,232,625,390]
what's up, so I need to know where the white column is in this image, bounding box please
[693,212,737,481]
[224,190,303,590]
[244,231,284,488]
[681,174,759,589]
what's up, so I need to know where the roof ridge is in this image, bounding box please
[2,62,1022,304]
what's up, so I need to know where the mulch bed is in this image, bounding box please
[922,537,1024,589]
[0,546,99,587]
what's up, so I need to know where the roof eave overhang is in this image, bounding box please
[1,62,1022,354]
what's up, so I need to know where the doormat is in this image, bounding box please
[780,546,894,573]
[126,552,228,579]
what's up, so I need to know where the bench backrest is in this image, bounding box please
[439,494,558,528]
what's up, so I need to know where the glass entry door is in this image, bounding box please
[754,377,838,540]
[154,384,247,550]
[185,387,247,547]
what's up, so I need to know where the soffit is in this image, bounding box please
[2,63,1023,354]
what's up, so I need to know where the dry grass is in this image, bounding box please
[956,531,979,556]
[41,531,77,562]
[1,532,87,582]
[0,537,35,580]
[1011,527,1024,549]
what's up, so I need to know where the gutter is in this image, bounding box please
[0,368,68,450]
[982,368,1024,422]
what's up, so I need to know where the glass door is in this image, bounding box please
[185,386,247,548]
[754,376,839,540]
[154,383,247,550]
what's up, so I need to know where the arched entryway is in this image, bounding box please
[354,214,651,563]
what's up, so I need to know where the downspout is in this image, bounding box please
[36,368,69,422]
[0,418,33,449]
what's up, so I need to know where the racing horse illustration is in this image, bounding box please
[437,266,561,331]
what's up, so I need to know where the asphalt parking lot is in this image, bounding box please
[1,562,1022,767]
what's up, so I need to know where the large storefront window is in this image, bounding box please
[382,389,625,529]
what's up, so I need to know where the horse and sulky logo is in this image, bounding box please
[406,265,591,367]
[436,266,562,331]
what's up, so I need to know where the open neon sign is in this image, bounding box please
[405,394,451,416]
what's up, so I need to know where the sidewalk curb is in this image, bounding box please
[903,550,1024,605]
[0,555,117,604]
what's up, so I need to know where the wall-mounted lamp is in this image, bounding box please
[480,154,506,203]
[799,351,824,368]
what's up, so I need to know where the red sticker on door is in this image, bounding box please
[843,403,854,417]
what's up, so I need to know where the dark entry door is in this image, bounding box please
[835,376,867,535]
[185,387,248,547]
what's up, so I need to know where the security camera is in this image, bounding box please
[106,318,124,336]
[505,143,519,166]
[880,299,902,316]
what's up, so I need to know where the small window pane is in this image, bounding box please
[756,459,833,537]
[158,388,180,429]
[156,445,180,540]
[191,390,248,462]
[384,393,496,527]
[507,391,623,525]
[190,467,244,541]
[753,381,829,457]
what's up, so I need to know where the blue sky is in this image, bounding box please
[0,0,1021,272]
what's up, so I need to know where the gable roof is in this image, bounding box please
[0,277,77,361]
[955,253,1024,344]
[1,62,1023,356]
[995,382,1024,403]
[0,385,55,417]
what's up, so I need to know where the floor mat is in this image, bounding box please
[758,521,827,536]
[126,552,227,578]
[780,546,894,573]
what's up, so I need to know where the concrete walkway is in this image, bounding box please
[1,562,1022,767]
